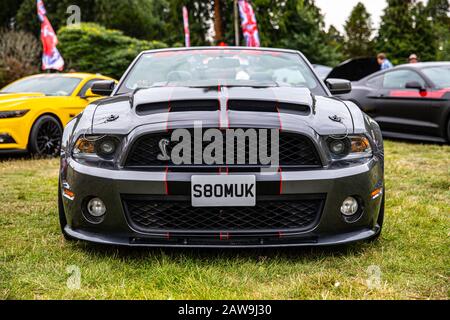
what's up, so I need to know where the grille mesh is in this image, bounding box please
[123,198,323,232]
[124,130,321,169]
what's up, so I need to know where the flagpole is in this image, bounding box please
[234,0,239,46]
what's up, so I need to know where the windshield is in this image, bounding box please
[117,49,326,95]
[422,66,450,89]
[1,76,82,96]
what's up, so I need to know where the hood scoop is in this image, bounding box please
[228,100,310,116]
[136,100,220,116]
[135,99,311,117]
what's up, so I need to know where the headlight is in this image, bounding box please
[0,110,30,119]
[97,138,118,157]
[73,135,121,162]
[326,135,372,160]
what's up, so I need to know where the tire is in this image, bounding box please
[369,192,385,242]
[58,182,74,241]
[29,115,63,157]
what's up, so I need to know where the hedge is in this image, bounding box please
[58,23,167,79]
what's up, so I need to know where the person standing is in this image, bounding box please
[377,53,394,70]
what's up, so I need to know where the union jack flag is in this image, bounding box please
[238,0,260,47]
[36,0,64,71]
[37,0,46,22]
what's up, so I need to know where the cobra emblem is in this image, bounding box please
[157,139,171,161]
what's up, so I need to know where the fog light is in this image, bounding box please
[340,197,359,216]
[87,198,106,217]
[0,134,15,144]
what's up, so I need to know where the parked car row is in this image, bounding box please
[0,47,448,248]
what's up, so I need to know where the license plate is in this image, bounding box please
[191,175,256,207]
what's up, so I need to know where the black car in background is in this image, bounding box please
[339,62,450,143]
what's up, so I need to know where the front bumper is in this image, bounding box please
[0,117,30,150]
[61,158,384,248]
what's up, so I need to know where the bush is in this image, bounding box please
[58,23,167,79]
[0,29,40,88]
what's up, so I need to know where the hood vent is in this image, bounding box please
[228,100,310,116]
[136,100,219,116]
[136,99,310,116]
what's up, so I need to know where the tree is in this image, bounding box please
[58,23,166,79]
[216,0,343,65]
[0,0,25,28]
[326,25,345,62]
[214,0,224,44]
[160,0,213,46]
[94,0,167,40]
[217,0,285,47]
[0,29,40,87]
[344,2,375,58]
[410,2,437,62]
[15,0,168,41]
[377,0,442,64]
[15,0,96,37]
[275,0,343,66]
[11,0,343,65]
[426,0,450,60]
[377,0,416,65]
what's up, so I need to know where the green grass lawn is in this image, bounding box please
[0,140,449,300]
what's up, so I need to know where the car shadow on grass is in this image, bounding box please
[0,152,61,162]
[71,240,376,263]
[0,152,31,162]
[384,136,447,146]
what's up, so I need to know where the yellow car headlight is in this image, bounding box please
[0,110,30,119]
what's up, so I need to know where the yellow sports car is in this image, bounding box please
[0,73,115,156]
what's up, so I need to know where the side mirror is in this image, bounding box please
[91,80,116,96]
[325,78,352,95]
[82,88,100,99]
[405,81,426,92]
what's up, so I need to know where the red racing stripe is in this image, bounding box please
[278,167,283,195]
[390,88,450,99]
[164,166,169,195]
[276,105,283,131]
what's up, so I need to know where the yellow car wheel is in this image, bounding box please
[29,115,63,157]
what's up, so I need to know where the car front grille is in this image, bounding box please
[124,130,321,170]
[123,196,324,232]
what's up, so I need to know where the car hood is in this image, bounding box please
[90,86,354,136]
[0,92,46,110]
